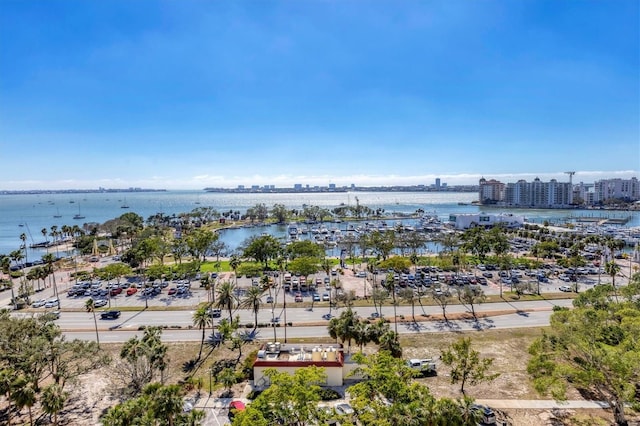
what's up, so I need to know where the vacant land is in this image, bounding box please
[9,328,639,425]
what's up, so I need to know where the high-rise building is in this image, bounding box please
[435,178,441,190]
[594,177,640,202]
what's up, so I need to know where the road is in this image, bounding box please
[51,298,571,343]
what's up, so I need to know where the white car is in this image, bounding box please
[32,299,47,308]
[93,299,108,308]
[335,403,355,415]
[559,285,572,292]
[44,298,59,308]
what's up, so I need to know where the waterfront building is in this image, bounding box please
[594,177,640,203]
[448,213,524,230]
[478,177,505,204]
[481,177,572,207]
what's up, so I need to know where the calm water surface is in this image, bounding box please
[1,190,637,257]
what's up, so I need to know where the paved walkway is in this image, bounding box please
[475,399,611,409]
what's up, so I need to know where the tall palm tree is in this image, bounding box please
[383,272,399,335]
[85,298,100,348]
[20,233,28,268]
[192,305,212,361]
[605,260,621,302]
[215,281,237,322]
[42,253,60,307]
[41,383,67,426]
[240,285,264,330]
[229,255,241,285]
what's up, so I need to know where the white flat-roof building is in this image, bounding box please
[252,342,360,388]
[448,213,525,230]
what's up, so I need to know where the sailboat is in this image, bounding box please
[121,197,130,209]
[73,205,85,220]
[53,208,62,218]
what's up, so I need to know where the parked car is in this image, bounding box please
[313,293,321,302]
[266,295,274,304]
[110,287,122,296]
[471,404,496,425]
[559,285,572,292]
[335,403,355,415]
[322,292,330,301]
[294,292,303,302]
[32,299,46,308]
[126,287,138,296]
[44,298,59,308]
[100,310,121,320]
[93,299,108,308]
[168,288,177,296]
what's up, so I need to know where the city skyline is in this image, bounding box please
[1,1,638,191]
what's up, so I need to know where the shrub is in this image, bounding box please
[318,388,342,400]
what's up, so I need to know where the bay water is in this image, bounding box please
[1,190,637,258]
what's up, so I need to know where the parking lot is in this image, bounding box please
[14,255,631,316]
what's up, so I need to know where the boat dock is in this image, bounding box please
[572,215,632,225]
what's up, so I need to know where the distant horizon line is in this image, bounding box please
[0,170,637,193]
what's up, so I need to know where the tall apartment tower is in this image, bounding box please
[435,178,441,190]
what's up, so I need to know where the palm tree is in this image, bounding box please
[383,272,399,335]
[85,298,100,348]
[146,383,184,426]
[605,260,621,302]
[240,285,264,330]
[42,253,60,307]
[229,255,241,285]
[192,305,212,361]
[20,232,28,268]
[218,367,237,396]
[41,383,67,426]
[13,378,36,426]
[215,280,237,321]
[0,368,18,426]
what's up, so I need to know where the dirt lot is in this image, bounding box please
[7,328,639,425]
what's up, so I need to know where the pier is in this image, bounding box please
[572,215,632,225]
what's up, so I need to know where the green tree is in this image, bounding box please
[235,366,327,426]
[0,367,19,426]
[240,285,264,330]
[192,305,212,361]
[527,290,640,426]
[441,337,499,395]
[85,298,100,348]
[456,285,486,320]
[271,203,288,224]
[287,256,320,278]
[119,327,169,395]
[13,378,36,426]
[215,280,238,322]
[41,383,67,426]
[242,235,282,269]
[229,254,241,285]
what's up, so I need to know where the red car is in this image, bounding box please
[294,292,303,302]
[168,288,177,296]
[110,288,122,296]
[126,287,137,296]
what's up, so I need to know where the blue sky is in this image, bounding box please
[0,0,638,190]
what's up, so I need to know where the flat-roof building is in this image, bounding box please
[252,342,360,388]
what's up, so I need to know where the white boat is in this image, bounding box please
[288,223,299,236]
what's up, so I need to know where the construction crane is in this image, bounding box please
[565,171,575,185]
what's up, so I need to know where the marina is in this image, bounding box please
[1,190,638,258]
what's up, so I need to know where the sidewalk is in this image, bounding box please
[475,399,611,409]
